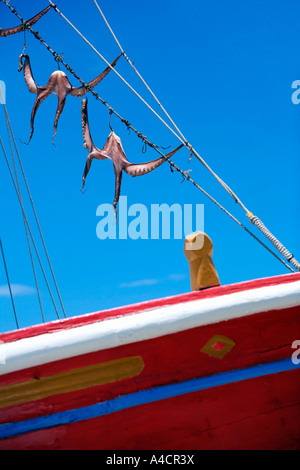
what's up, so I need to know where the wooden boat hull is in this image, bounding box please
[0,273,299,450]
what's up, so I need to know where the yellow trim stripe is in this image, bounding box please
[0,356,144,409]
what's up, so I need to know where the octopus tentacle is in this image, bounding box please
[81,155,93,192]
[52,95,67,144]
[28,84,55,144]
[113,163,123,217]
[124,145,184,177]
[81,99,108,161]
[69,54,122,97]
[81,99,98,153]
[0,5,52,38]
[80,99,109,190]
[18,54,44,94]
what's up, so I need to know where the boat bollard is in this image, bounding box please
[184,232,220,291]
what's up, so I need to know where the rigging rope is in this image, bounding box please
[0,0,298,273]
[0,137,62,321]
[0,237,19,329]
[2,97,45,323]
[1,95,67,319]
[248,215,300,272]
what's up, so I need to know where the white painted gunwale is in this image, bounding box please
[0,280,300,376]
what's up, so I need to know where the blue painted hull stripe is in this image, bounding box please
[0,358,298,440]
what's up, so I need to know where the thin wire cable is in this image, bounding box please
[0,0,297,273]
[1,95,67,318]
[0,237,19,329]
[0,137,61,320]
[1,97,45,323]
[93,0,185,137]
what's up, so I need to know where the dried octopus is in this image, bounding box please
[18,53,121,143]
[81,98,183,214]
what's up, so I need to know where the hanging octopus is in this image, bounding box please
[0,5,52,37]
[81,98,183,214]
[18,53,122,143]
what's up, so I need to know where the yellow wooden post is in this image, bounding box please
[184,232,220,291]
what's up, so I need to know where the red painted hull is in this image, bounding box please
[3,370,298,451]
[0,273,299,449]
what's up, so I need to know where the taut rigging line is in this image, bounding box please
[0,136,62,322]
[0,237,19,329]
[3,100,67,319]
[0,85,67,323]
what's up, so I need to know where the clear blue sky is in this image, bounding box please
[0,0,299,332]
